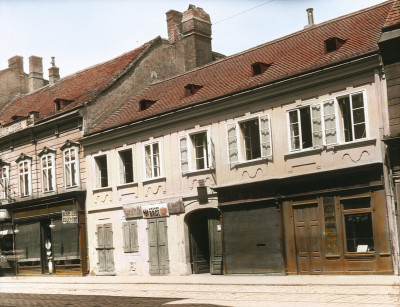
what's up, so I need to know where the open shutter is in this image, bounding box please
[311,104,323,146]
[323,100,337,144]
[227,123,238,165]
[179,136,189,173]
[210,137,216,170]
[130,221,139,252]
[123,222,130,252]
[259,115,272,158]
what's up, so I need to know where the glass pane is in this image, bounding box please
[352,93,364,109]
[344,213,374,252]
[354,123,366,139]
[352,108,365,124]
[342,197,370,210]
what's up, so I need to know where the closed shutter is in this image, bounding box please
[311,104,323,146]
[259,115,272,157]
[179,136,189,173]
[97,223,114,273]
[157,218,169,274]
[123,221,138,253]
[148,219,159,274]
[323,100,337,144]
[227,123,238,165]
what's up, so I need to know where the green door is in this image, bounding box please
[96,223,115,274]
[148,218,169,275]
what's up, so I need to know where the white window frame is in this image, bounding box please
[0,164,9,200]
[94,154,109,188]
[118,147,135,185]
[18,159,32,197]
[41,153,56,192]
[179,128,212,173]
[143,141,162,180]
[63,146,80,188]
[226,113,272,165]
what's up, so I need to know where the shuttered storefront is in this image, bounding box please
[222,201,282,274]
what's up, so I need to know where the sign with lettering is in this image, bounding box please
[123,198,184,219]
[142,203,169,219]
[62,210,78,224]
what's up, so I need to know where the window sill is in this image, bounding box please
[326,138,376,151]
[116,182,138,189]
[142,176,166,184]
[284,147,323,160]
[344,252,375,259]
[183,168,214,176]
[234,157,271,167]
[92,186,112,193]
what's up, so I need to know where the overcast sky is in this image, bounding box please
[0,0,387,77]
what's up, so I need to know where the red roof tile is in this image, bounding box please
[383,0,400,30]
[91,1,393,134]
[0,38,158,126]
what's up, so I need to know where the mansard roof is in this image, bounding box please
[0,37,160,126]
[90,1,394,134]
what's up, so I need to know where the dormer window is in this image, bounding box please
[139,100,156,111]
[251,62,271,76]
[11,115,23,121]
[184,84,203,97]
[325,37,346,53]
[54,98,74,111]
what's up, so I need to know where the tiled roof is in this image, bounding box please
[383,0,400,30]
[90,1,393,134]
[0,38,158,126]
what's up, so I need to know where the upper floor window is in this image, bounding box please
[16,155,32,197]
[61,141,80,188]
[0,164,9,200]
[179,131,211,173]
[95,155,108,188]
[119,149,134,184]
[287,91,367,152]
[144,142,161,179]
[227,115,272,165]
[39,148,56,193]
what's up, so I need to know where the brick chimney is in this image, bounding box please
[28,56,44,92]
[48,56,60,86]
[8,56,24,71]
[166,4,213,71]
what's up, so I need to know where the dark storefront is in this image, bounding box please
[216,164,393,275]
[0,192,87,276]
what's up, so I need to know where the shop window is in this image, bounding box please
[41,154,56,192]
[227,115,272,165]
[179,131,211,173]
[17,157,32,197]
[342,197,374,253]
[144,142,161,179]
[0,165,9,200]
[119,149,134,184]
[338,93,366,142]
[95,155,108,188]
[123,221,138,253]
[61,142,80,188]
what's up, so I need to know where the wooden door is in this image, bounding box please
[190,218,210,274]
[293,204,323,274]
[208,217,223,274]
[148,218,169,275]
[96,223,114,273]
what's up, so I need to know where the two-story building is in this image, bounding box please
[81,1,399,276]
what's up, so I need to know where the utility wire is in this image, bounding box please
[214,0,276,25]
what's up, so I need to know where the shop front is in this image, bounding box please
[9,192,87,276]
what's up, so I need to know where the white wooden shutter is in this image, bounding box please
[227,123,238,165]
[311,104,323,147]
[179,136,189,173]
[259,115,272,157]
[323,100,337,144]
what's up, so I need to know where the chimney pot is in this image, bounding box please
[48,56,60,86]
[306,8,315,28]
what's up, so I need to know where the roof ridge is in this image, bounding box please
[146,1,393,87]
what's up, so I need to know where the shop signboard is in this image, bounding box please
[62,210,78,224]
[141,203,169,219]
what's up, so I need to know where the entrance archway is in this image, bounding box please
[186,208,222,274]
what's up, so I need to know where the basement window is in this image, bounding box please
[139,100,156,111]
[251,62,271,76]
[184,84,203,97]
[325,37,347,53]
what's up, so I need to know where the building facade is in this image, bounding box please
[81,1,398,276]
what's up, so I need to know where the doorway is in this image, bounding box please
[187,208,222,275]
[148,218,169,275]
[293,203,323,274]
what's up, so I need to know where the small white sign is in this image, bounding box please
[62,210,78,224]
[356,244,368,252]
[217,225,221,232]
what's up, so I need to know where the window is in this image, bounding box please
[95,155,108,188]
[0,165,9,199]
[287,91,367,152]
[179,131,211,173]
[123,221,138,253]
[18,159,31,197]
[341,197,374,253]
[63,147,79,187]
[41,154,55,192]
[144,142,161,179]
[338,93,366,142]
[119,149,134,184]
[227,115,272,165]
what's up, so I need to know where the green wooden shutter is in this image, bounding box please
[323,100,337,144]
[157,218,169,274]
[259,115,272,158]
[227,123,238,165]
[104,223,114,272]
[123,222,130,253]
[179,136,189,173]
[311,104,323,146]
[130,221,139,252]
[148,219,159,274]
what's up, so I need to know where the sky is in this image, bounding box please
[0,0,388,78]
